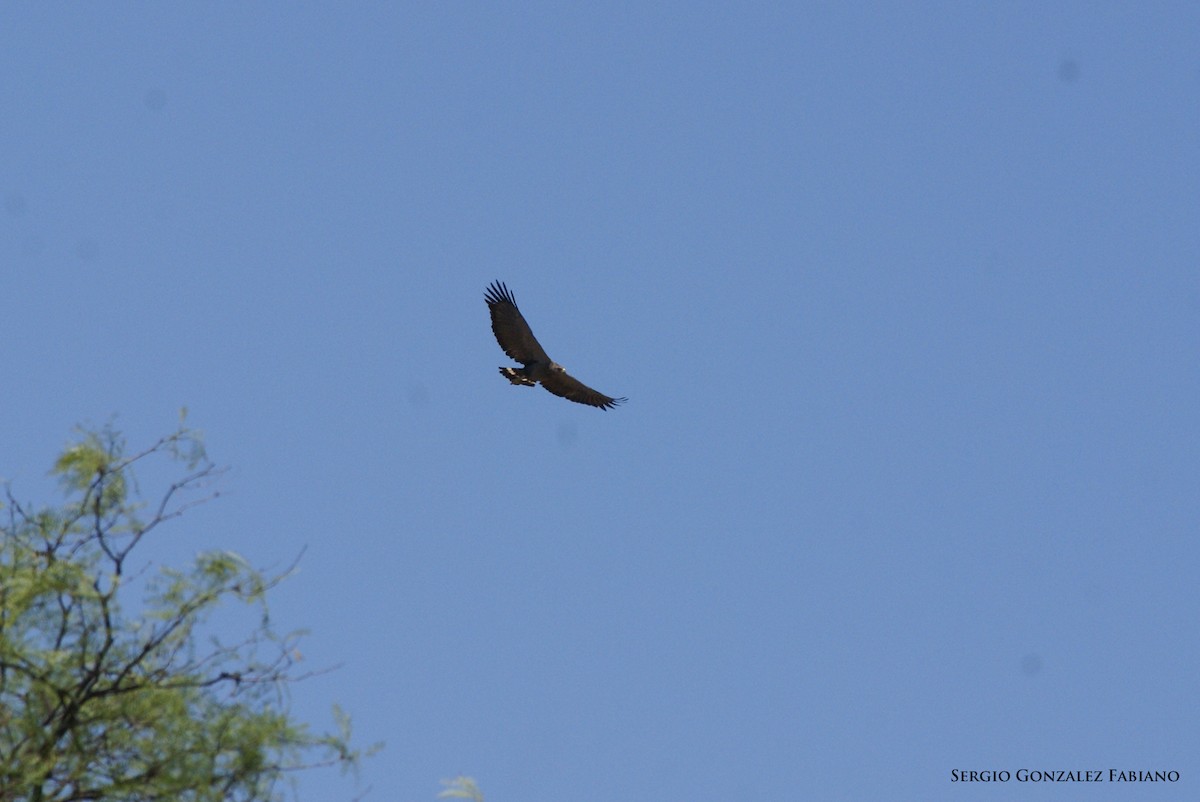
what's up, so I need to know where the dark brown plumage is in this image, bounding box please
[485,281,627,410]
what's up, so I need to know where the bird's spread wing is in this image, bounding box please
[485,281,549,364]
[540,369,627,411]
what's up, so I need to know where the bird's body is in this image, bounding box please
[485,281,626,410]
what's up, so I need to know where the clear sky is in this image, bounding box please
[2,3,1197,801]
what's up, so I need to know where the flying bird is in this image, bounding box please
[485,281,627,410]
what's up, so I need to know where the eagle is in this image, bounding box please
[485,281,627,410]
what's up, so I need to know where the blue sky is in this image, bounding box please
[2,3,1197,800]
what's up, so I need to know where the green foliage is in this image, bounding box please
[0,421,372,802]
[438,776,484,802]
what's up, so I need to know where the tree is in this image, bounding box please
[0,420,370,801]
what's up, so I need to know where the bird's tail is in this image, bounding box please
[499,367,536,387]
